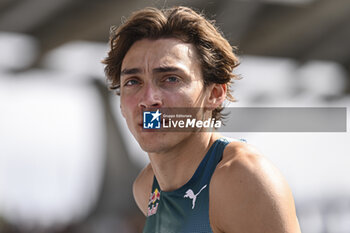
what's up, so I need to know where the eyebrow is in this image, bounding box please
[153,66,180,73]
[120,68,141,76]
[121,66,182,76]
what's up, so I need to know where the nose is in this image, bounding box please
[138,83,162,109]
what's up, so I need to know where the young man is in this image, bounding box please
[103,6,301,233]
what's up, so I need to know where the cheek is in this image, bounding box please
[184,82,206,105]
[164,86,204,107]
[120,94,136,118]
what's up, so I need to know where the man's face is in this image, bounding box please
[120,38,210,153]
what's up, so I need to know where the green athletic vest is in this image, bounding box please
[143,138,235,233]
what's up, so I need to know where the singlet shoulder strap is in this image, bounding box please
[198,137,230,182]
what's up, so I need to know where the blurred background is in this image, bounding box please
[0,0,349,232]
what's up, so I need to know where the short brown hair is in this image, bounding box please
[103,6,239,120]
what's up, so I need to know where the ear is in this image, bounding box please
[207,83,227,109]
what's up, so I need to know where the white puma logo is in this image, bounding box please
[184,185,207,209]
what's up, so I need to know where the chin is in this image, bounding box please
[139,131,194,154]
[136,132,169,153]
[129,123,194,153]
[134,131,176,153]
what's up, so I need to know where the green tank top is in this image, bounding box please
[143,138,234,233]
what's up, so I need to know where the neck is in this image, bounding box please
[148,132,221,192]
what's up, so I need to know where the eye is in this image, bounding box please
[124,79,140,86]
[164,76,180,83]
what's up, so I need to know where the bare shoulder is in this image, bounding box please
[209,141,301,233]
[133,163,154,216]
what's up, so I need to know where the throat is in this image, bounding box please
[148,133,220,192]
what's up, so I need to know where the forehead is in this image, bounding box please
[121,38,200,70]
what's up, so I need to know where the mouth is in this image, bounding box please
[137,121,165,132]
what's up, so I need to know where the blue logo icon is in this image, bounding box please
[143,110,161,129]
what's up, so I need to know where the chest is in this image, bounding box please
[143,183,213,233]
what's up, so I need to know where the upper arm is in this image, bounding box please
[133,163,153,216]
[209,143,301,233]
